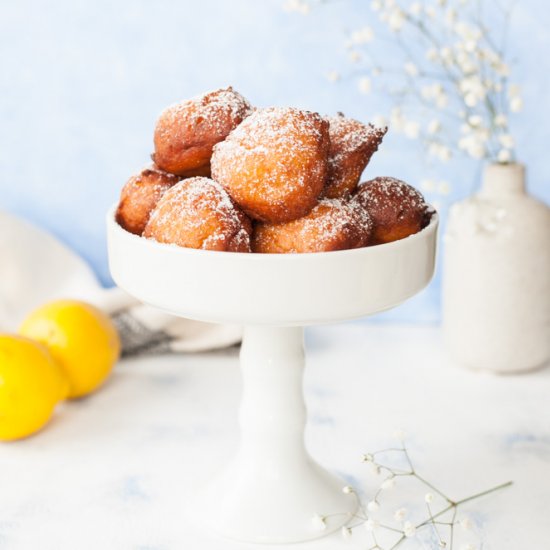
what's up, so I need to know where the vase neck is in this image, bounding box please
[480,163,526,197]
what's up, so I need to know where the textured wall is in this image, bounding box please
[0,0,547,322]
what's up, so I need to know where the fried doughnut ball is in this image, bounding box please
[115,165,180,235]
[211,107,330,224]
[354,177,428,244]
[324,114,387,199]
[152,87,253,177]
[143,177,252,252]
[252,198,372,253]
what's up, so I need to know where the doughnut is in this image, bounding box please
[324,113,387,199]
[252,198,372,253]
[211,107,330,223]
[143,177,252,252]
[354,177,428,244]
[115,165,180,235]
[152,87,253,177]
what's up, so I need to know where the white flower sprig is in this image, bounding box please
[287,0,522,165]
[313,439,512,549]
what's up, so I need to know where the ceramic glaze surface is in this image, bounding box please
[107,208,437,543]
[443,164,550,373]
[107,208,438,326]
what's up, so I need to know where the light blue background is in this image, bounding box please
[1,0,548,322]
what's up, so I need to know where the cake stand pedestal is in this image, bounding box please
[107,208,438,544]
[195,325,356,543]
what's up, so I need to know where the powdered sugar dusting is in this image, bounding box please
[253,197,373,253]
[155,87,253,141]
[211,107,329,222]
[144,177,251,251]
[356,176,427,213]
[300,198,372,248]
[327,113,387,166]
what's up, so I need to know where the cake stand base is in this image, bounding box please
[192,326,357,544]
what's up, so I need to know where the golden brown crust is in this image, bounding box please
[115,166,180,235]
[211,107,330,224]
[152,87,253,176]
[354,177,428,244]
[324,114,387,199]
[143,177,252,252]
[252,198,372,253]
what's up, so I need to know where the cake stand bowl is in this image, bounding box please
[107,208,438,544]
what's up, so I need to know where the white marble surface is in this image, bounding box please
[0,324,548,549]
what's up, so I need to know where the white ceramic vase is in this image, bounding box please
[443,163,550,373]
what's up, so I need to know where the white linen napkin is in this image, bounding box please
[0,211,242,356]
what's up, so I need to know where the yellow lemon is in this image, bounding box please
[19,300,121,399]
[0,335,68,440]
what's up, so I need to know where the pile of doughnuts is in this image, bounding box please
[116,87,433,253]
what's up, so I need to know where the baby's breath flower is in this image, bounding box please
[342,485,354,494]
[381,476,396,490]
[404,120,420,139]
[362,453,374,462]
[425,492,435,503]
[438,145,451,162]
[429,143,452,162]
[314,0,520,164]
[388,8,405,31]
[409,2,422,15]
[394,507,408,521]
[494,61,510,76]
[498,134,515,149]
[468,115,482,127]
[426,48,439,61]
[283,0,311,14]
[461,544,476,550]
[445,7,457,25]
[509,83,521,97]
[365,518,380,532]
[459,517,473,530]
[427,119,441,134]
[369,463,382,475]
[459,135,486,159]
[440,46,453,64]
[358,76,372,94]
[390,107,406,132]
[464,39,478,53]
[464,93,478,107]
[370,0,382,12]
[425,5,436,18]
[494,114,508,127]
[367,500,380,512]
[404,62,419,77]
[341,526,353,539]
[312,514,327,531]
[497,149,511,163]
[351,26,374,44]
[510,96,523,113]
[403,521,416,537]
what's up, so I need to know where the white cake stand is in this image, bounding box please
[107,208,438,544]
